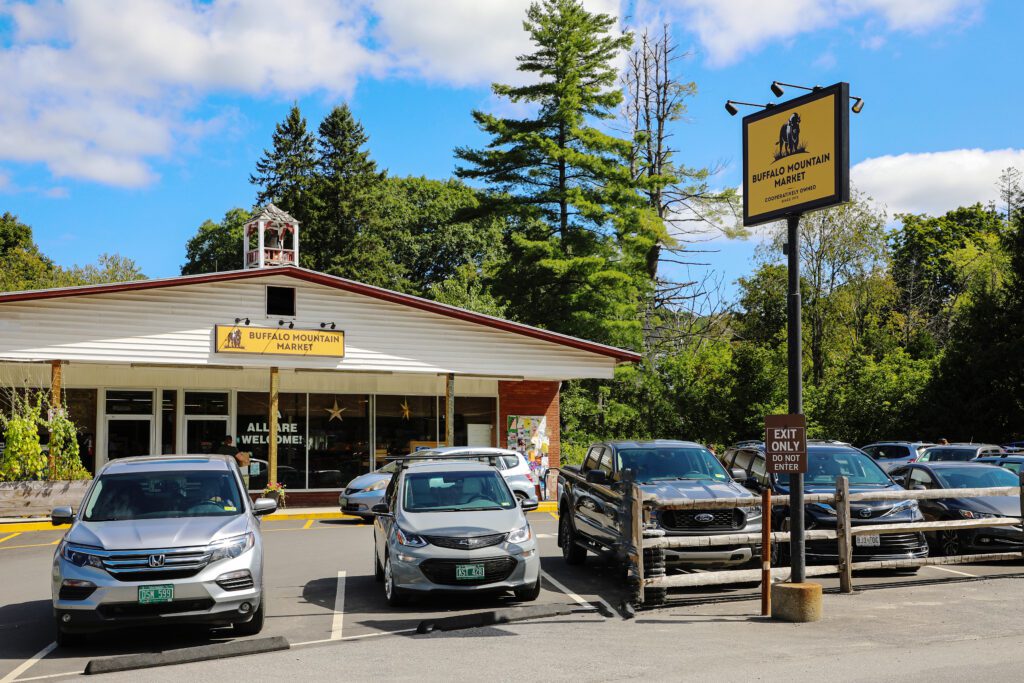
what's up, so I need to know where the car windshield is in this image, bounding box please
[83,470,243,521]
[776,450,890,488]
[871,445,911,460]
[933,466,1021,489]
[923,448,977,462]
[403,470,516,512]
[616,448,729,483]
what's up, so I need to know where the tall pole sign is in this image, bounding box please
[742,82,851,584]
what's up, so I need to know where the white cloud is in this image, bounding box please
[852,148,1024,216]
[656,0,981,67]
[0,0,379,187]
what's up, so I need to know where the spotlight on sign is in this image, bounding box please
[851,97,864,114]
[770,81,785,97]
[724,100,739,116]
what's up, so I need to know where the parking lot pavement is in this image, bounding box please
[2,513,1022,681]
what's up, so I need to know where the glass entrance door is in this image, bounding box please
[107,419,153,459]
[186,418,229,455]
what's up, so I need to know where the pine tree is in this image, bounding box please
[455,0,655,348]
[249,105,317,235]
[308,104,386,274]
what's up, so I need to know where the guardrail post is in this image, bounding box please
[835,475,853,593]
[622,469,644,606]
[761,487,772,616]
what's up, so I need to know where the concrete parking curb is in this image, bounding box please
[83,636,290,675]
[416,603,576,633]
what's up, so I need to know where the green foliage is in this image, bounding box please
[250,104,317,232]
[181,208,251,274]
[45,405,90,480]
[0,392,46,481]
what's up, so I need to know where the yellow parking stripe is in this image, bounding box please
[0,522,67,533]
[303,519,314,529]
[548,512,559,521]
[0,532,22,544]
[0,539,61,551]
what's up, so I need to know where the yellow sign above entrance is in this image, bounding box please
[743,82,849,226]
[215,325,345,358]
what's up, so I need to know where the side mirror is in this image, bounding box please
[744,476,762,491]
[51,506,74,526]
[730,467,747,481]
[520,498,539,512]
[370,503,392,516]
[585,470,608,485]
[252,498,278,516]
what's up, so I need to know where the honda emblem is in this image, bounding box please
[148,554,166,568]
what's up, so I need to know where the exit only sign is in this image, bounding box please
[764,414,808,474]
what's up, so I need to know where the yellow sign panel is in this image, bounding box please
[215,325,345,358]
[743,82,849,226]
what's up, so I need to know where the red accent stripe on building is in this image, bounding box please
[0,266,641,363]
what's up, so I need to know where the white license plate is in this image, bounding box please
[856,534,881,547]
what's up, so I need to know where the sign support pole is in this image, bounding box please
[786,212,806,584]
[268,366,279,487]
[445,373,455,446]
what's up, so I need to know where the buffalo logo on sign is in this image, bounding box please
[742,82,850,227]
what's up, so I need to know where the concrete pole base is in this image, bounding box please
[770,582,822,622]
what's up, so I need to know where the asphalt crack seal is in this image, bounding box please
[416,603,578,634]
[83,636,290,675]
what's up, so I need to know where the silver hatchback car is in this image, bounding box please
[372,457,540,606]
[51,455,277,646]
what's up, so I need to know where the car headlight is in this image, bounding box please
[959,509,998,519]
[209,533,255,562]
[60,542,104,569]
[882,500,919,517]
[365,479,389,492]
[395,526,427,548]
[809,503,836,515]
[508,524,532,543]
[740,505,763,520]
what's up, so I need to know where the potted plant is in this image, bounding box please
[263,481,286,508]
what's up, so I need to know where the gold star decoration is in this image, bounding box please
[400,399,412,421]
[325,399,346,423]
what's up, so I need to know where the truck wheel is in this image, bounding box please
[643,548,667,607]
[559,513,587,565]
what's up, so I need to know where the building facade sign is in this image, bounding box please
[215,325,345,358]
[743,82,850,226]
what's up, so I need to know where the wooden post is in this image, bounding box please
[49,360,62,477]
[836,475,853,593]
[1019,473,1024,563]
[268,366,279,487]
[632,481,645,605]
[445,372,455,446]
[761,487,772,616]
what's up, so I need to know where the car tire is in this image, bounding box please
[374,551,385,583]
[54,620,82,648]
[384,555,407,607]
[233,598,265,636]
[939,530,963,557]
[514,576,542,602]
[514,491,528,504]
[559,512,587,565]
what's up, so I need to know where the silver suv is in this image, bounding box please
[372,456,541,606]
[51,455,277,646]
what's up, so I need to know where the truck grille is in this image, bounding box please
[99,546,212,582]
[660,509,743,531]
[419,557,517,586]
[422,533,508,550]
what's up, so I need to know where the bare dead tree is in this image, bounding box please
[622,25,738,353]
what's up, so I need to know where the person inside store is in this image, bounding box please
[217,435,251,491]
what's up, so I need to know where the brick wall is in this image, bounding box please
[498,380,561,469]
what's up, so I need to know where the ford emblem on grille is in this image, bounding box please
[694,513,715,523]
[858,508,873,519]
[148,554,166,568]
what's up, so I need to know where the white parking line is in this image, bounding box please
[540,569,614,615]
[6,671,79,682]
[925,565,976,578]
[0,642,56,683]
[330,570,346,640]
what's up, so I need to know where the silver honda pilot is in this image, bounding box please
[51,455,276,646]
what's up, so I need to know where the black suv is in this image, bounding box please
[720,441,929,565]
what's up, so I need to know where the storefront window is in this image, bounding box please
[106,390,153,415]
[161,390,176,454]
[452,397,496,447]
[236,392,306,490]
[184,391,228,415]
[308,395,370,488]
[65,389,97,474]
[375,395,439,458]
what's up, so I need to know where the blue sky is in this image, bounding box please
[1,0,1022,299]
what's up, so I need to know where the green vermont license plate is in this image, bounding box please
[455,564,486,580]
[138,584,174,604]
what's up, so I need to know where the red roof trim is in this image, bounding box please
[0,267,642,363]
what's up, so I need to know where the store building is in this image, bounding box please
[0,206,639,504]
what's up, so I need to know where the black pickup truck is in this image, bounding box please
[557,440,763,568]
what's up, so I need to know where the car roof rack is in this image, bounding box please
[386,452,503,470]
